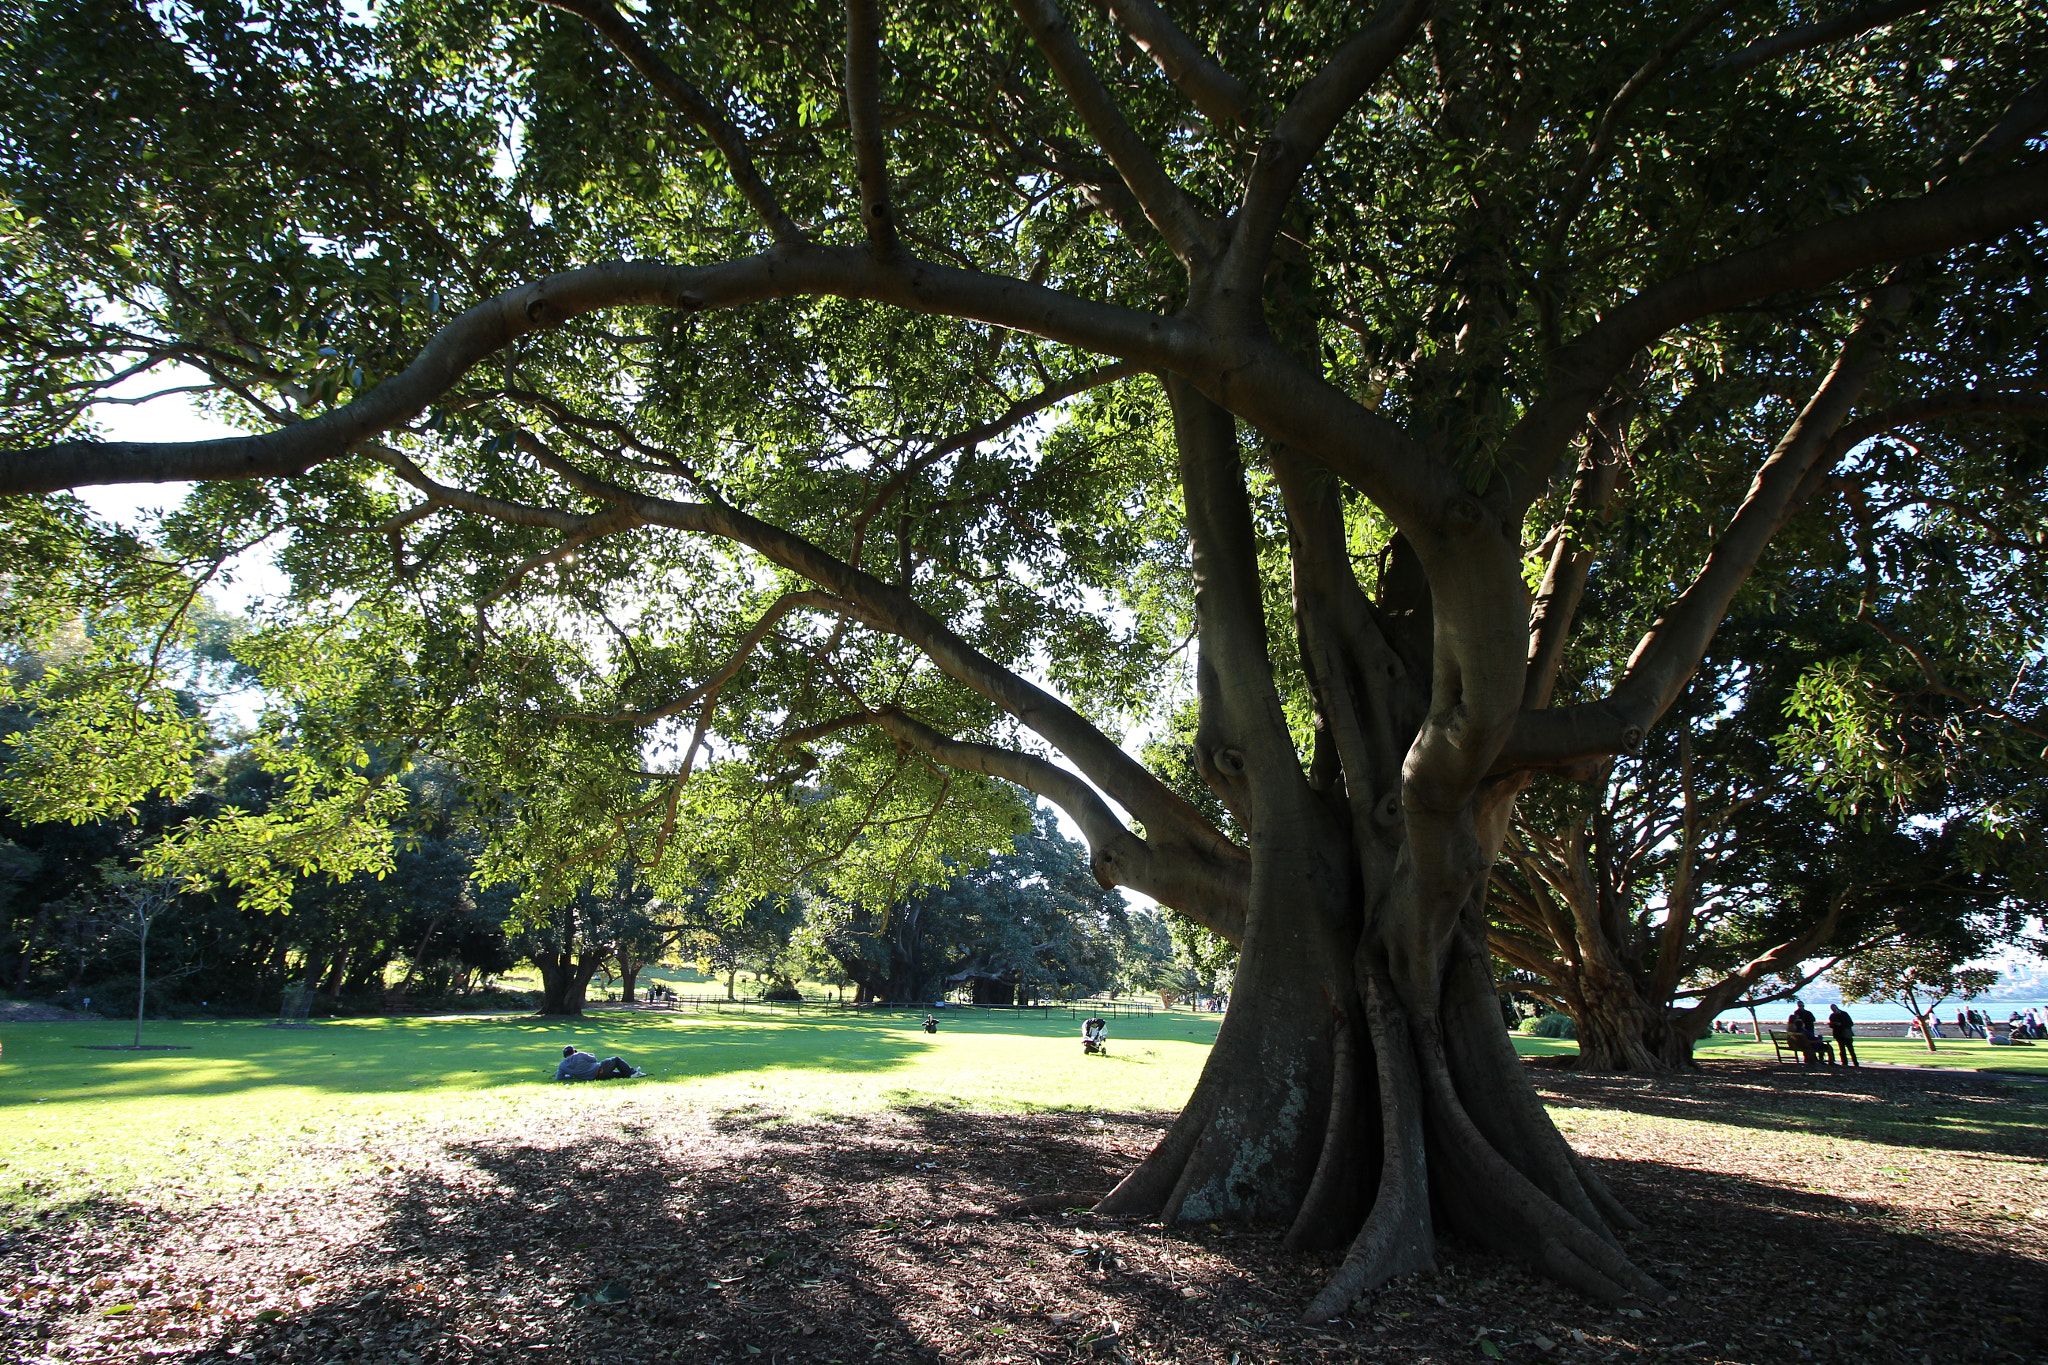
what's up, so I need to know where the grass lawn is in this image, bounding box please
[1684,1034,2048,1073]
[0,1007,1223,1219]
[9,1008,2040,1226]
[5,1011,2045,1365]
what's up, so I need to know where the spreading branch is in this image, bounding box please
[1713,0,1941,76]
[1499,163,2048,520]
[1213,0,1429,318]
[540,0,807,245]
[1102,0,1252,126]
[1011,0,1220,263]
[844,0,900,259]
[1499,280,1917,772]
[1545,4,1731,262]
[867,706,1246,940]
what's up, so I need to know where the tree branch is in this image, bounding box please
[1102,0,1252,126]
[844,0,901,259]
[1713,0,1941,76]
[846,358,1145,569]
[1499,164,2048,520]
[1212,0,1428,319]
[1011,0,1220,264]
[1498,280,1916,771]
[867,706,1247,940]
[0,250,1209,496]
[540,0,807,245]
[1522,394,1631,711]
[558,590,852,726]
[1546,4,1731,263]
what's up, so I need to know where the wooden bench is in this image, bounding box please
[1767,1030,1834,1064]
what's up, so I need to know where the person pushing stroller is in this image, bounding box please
[1082,1017,1108,1055]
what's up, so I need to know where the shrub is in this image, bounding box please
[1522,1012,1576,1039]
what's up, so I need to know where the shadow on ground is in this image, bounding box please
[1536,1056,2048,1158]
[5,1081,2045,1364]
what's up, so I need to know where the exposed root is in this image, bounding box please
[1095,1085,1221,1218]
[1565,1146,1642,1233]
[1283,995,1367,1251]
[1302,971,1435,1320]
[1420,1028,1666,1304]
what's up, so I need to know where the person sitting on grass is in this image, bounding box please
[556,1045,642,1080]
[1082,1017,1108,1055]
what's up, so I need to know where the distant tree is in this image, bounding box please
[1491,606,2039,1072]
[814,805,1129,1002]
[1836,944,1999,1052]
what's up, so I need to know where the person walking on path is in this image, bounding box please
[1828,1004,1860,1067]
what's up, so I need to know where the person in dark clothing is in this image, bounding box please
[557,1045,641,1080]
[922,1015,938,1033]
[1787,1002,1831,1064]
[1827,1005,1860,1067]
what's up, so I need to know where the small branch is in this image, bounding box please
[1546,4,1730,261]
[1011,0,1219,264]
[844,0,901,259]
[1102,0,1251,125]
[1714,0,1941,76]
[478,509,640,606]
[558,590,853,727]
[845,358,1144,568]
[1522,393,1632,710]
[1213,0,1428,318]
[540,0,807,245]
[1497,280,1917,772]
[1500,164,2048,521]
[868,705,1245,941]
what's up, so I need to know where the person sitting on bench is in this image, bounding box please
[1082,1017,1108,1055]
[557,1045,640,1080]
[1786,1003,1832,1065]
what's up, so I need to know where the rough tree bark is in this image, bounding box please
[1092,380,1663,1311]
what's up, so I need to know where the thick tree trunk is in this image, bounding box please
[1566,966,1696,1073]
[1094,382,1662,1314]
[535,952,600,1015]
[619,959,640,1003]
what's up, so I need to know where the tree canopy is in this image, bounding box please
[3,0,2045,1314]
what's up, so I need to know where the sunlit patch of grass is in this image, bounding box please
[0,1007,1223,1221]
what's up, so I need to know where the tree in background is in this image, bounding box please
[1490,649,2035,1072]
[4,0,2046,1310]
[813,804,1130,1003]
[1835,943,2000,1053]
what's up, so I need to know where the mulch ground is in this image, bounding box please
[4,1060,2043,1365]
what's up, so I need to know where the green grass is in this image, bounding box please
[0,1007,1224,1220]
[1685,1035,2048,1073]
[14,1006,2031,1227]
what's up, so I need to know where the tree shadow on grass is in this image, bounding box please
[12,1096,2048,1365]
[1534,1059,2048,1159]
[9,1012,933,1107]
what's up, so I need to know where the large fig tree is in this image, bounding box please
[3,0,2045,1313]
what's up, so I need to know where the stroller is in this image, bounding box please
[1082,1017,1108,1055]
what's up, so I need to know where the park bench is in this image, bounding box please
[1767,1030,1833,1064]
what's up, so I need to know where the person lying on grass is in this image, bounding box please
[556,1045,643,1081]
